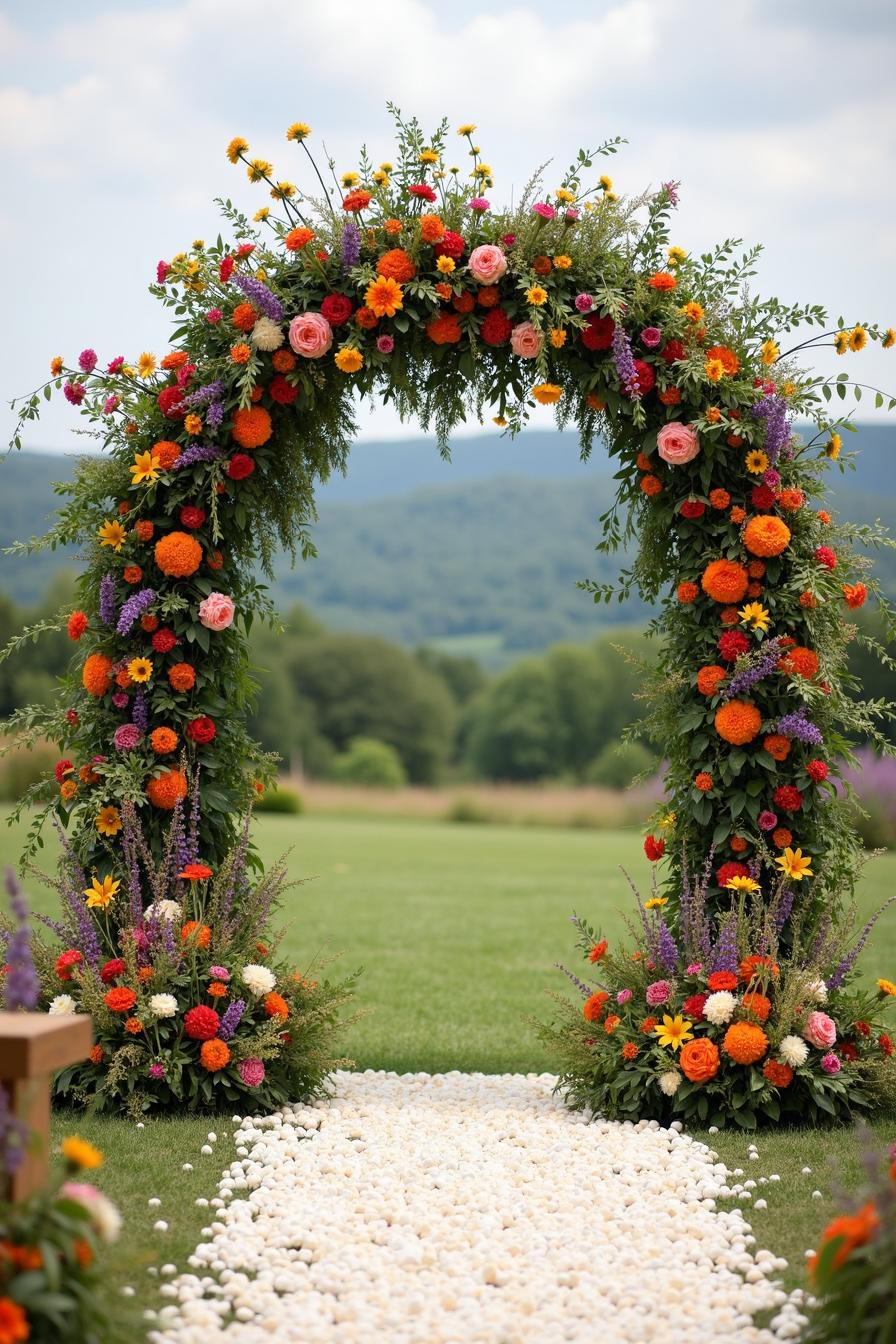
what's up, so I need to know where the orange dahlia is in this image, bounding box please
[420,213,445,243]
[715,700,762,745]
[680,1037,720,1083]
[677,581,699,604]
[697,665,727,696]
[741,991,771,1023]
[780,645,819,679]
[722,1020,768,1064]
[155,531,202,578]
[744,514,791,557]
[426,312,463,345]
[146,768,188,810]
[232,302,257,332]
[231,406,272,449]
[82,653,113,697]
[168,662,196,692]
[640,474,662,496]
[709,488,731,510]
[763,1059,794,1088]
[200,1038,231,1071]
[763,734,791,761]
[264,991,289,1020]
[772,827,793,848]
[376,248,416,282]
[842,582,868,609]
[152,440,181,469]
[695,772,714,792]
[705,344,739,375]
[181,920,211,949]
[701,558,749,604]
[150,727,179,754]
[811,1202,879,1273]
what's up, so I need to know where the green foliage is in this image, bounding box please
[330,736,408,789]
[253,785,303,814]
[585,739,655,789]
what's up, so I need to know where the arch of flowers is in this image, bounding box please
[7,110,896,1121]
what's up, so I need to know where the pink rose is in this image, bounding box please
[510,321,542,359]
[804,1011,836,1050]
[467,244,507,285]
[288,311,333,359]
[198,592,235,632]
[657,421,700,465]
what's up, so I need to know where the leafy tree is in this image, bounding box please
[330,737,408,789]
[467,659,564,780]
[586,740,656,789]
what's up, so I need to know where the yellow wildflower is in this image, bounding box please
[457,123,477,136]
[270,181,296,200]
[98,520,127,551]
[95,806,122,837]
[127,657,153,684]
[726,875,762,893]
[644,896,669,910]
[739,601,771,632]
[667,245,687,266]
[379,161,394,172]
[849,325,867,351]
[555,188,575,203]
[192,239,204,250]
[84,875,120,909]
[372,170,390,186]
[130,450,160,486]
[418,149,439,164]
[184,413,203,436]
[682,301,703,323]
[61,1137,103,1169]
[599,175,613,191]
[658,811,676,830]
[526,285,548,307]
[137,352,157,378]
[775,847,814,881]
[254,207,271,222]
[246,158,273,183]
[759,340,779,365]
[833,330,850,355]
[365,276,404,318]
[341,171,360,188]
[882,328,895,349]
[877,978,896,997]
[553,254,572,270]
[826,432,842,459]
[473,164,492,179]
[493,416,507,427]
[549,328,567,348]
[226,136,248,164]
[745,449,770,474]
[436,256,455,274]
[531,383,563,405]
[704,357,725,383]
[653,1015,694,1051]
[335,348,364,373]
[285,122,311,141]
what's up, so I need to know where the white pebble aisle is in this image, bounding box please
[149,1072,805,1344]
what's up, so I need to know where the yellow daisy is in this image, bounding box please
[526,286,548,307]
[877,978,896,997]
[127,657,153,683]
[553,255,572,270]
[531,383,563,405]
[604,192,619,203]
[341,171,360,188]
[682,301,703,323]
[379,162,394,173]
[130,450,160,486]
[826,433,842,459]
[882,328,895,349]
[418,149,439,165]
[759,340,779,365]
[184,413,203,436]
[285,122,311,141]
[599,175,613,191]
[849,325,867,352]
[137,352,157,378]
[192,239,205,250]
[98,520,127,551]
[739,601,771,632]
[653,1015,694,1051]
[84,874,120,909]
[226,136,248,164]
[555,189,575,203]
[95,805,122,837]
[457,123,477,136]
[473,164,492,180]
[725,875,761,893]
[270,181,296,200]
[372,170,390,186]
[254,207,271,222]
[667,245,687,267]
[246,158,273,183]
[61,1136,103,1170]
[745,448,770,474]
[644,896,668,909]
[775,847,814,881]
[833,330,850,355]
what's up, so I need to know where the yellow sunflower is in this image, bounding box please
[127,657,153,684]
[246,158,273,183]
[341,171,360,188]
[725,875,761,893]
[745,449,770,474]
[644,896,668,909]
[97,520,127,551]
[95,806,122,837]
[599,175,613,191]
[418,149,439,165]
[526,286,548,307]
[882,328,895,349]
[270,181,296,200]
[849,326,867,352]
[653,1015,694,1052]
[739,602,771,632]
[826,433,842,460]
[833,330,850,355]
[667,245,687,267]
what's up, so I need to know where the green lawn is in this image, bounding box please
[2,808,895,1330]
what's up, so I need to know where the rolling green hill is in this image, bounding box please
[2,425,894,661]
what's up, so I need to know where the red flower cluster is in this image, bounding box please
[187,716,216,744]
[644,835,665,861]
[184,1005,220,1040]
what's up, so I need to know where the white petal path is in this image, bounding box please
[150,1071,808,1344]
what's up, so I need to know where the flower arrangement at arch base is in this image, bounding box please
[18,790,358,1116]
[538,861,896,1130]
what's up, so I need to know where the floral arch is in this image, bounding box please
[6,109,896,1118]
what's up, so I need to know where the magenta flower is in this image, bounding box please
[820,1051,841,1075]
[640,327,662,348]
[500,233,517,247]
[148,1063,165,1080]
[63,381,86,405]
[763,469,781,488]
[113,724,142,752]
[758,810,778,831]
[376,335,395,354]
[616,988,633,1004]
[107,356,125,373]
[574,293,594,313]
[685,963,702,975]
[103,396,119,415]
[112,692,129,710]
[532,202,556,220]
[564,208,580,222]
[157,260,170,283]
[237,1058,265,1087]
[468,197,491,213]
[646,979,672,1007]
[206,308,223,324]
[209,966,230,982]
[78,348,98,373]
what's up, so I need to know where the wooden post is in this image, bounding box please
[0,1012,93,1202]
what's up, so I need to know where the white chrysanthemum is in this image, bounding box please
[241,963,276,996]
[704,991,736,1025]
[658,1070,682,1096]
[48,994,77,1015]
[61,1182,122,1243]
[251,316,285,351]
[149,993,178,1019]
[145,899,181,923]
[807,978,828,1003]
[778,1034,809,1068]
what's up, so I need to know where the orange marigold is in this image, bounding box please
[648,271,677,290]
[741,991,771,1023]
[141,614,159,632]
[124,1016,143,1034]
[82,653,113,697]
[208,981,228,998]
[88,1045,104,1065]
[115,667,132,689]
[123,565,143,585]
[434,283,453,302]
[231,406,272,450]
[772,827,793,848]
[285,226,314,251]
[477,286,500,308]
[426,312,463,345]
[842,582,868,609]
[720,606,741,625]
[763,734,791,762]
[264,991,289,1021]
[701,558,749,604]
[677,581,699,604]
[762,1059,794,1088]
[697,665,727,696]
[153,440,181,470]
[138,966,153,982]
[800,591,818,609]
[419,213,445,243]
[181,920,211,949]
[150,727,179,754]
[452,291,475,314]
[232,303,257,332]
[777,488,804,512]
[583,991,609,1022]
[747,560,766,579]
[231,342,252,364]
[715,699,762,745]
[146,768,188,810]
[161,351,189,370]
[811,1202,879,1274]
[621,1042,639,1061]
[134,520,154,542]
[586,393,607,411]
[355,306,379,329]
[695,771,714,792]
[200,1038,231,1072]
[155,531,202,578]
[679,1037,720,1083]
[744,514,792,557]
[730,836,748,853]
[817,509,832,525]
[168,662,196,692]
[740,954,779,983]
[271,348,296,373]
[722,1020,768,1065]
[640,474,662,497]
[377,248,416,282]
[636,452,653,471]
[639,1016,658,1033]
[60,779,77,801]
[708,488,731,510]
[730,506,747,524]
[780,645,819,679]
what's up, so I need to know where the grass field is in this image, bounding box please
[2,807,895,1331]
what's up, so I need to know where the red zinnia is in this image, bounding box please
[773,785,803,813]
[815,546,837,570]
[227,454,255,480]
[644,835,665,861]
[660,339,686,364]
[716,861,749,888]
[55,949,82,980]
[54,759,73,783]
[187,716,216,744]
[151,628,177,654]
[479,308,513,346]
[268,374,299,405]
[179,863,213,881]
[219,255,235,282]
[158,385,185,419]
[408,184,437,202]
[718,630,751,661]
[100,958,126,983]
[433,230,465,260]
[679,500,705,519]
[67,611,88,640]
[184,1004,220,1040]
[320,294,354,326]
[750,485,776,510]
[682,994,707,1022]
[180,506,206,530]
[104,986,137,1013]
[581,314,615,351]
[807,760,829,783]
[631,360,655,394]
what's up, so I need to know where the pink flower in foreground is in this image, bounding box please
[111,692,129,710]
[804,1011,837,1049]
[532,202,556,220]
[574,293,593,313]
[238,1058,265,1087]
[657,421,700,466]
[103,396,119,415]
[468,197,490,213]
[646,979,672,1007]
[107,356,125,373]
[113,724,142,751]
[198,592,235,632]
[820,1051,841,1075]
[206,308,223,324]
[157,261,170,283]
[640,327,662,348]
[509,321,542,359]
[376,335,395,354]
[565,208,580,222]
[288,311,333,359]
[64,381,86,405]
[616,989,633,1004]
[78,348,98,373]
[467,244,507,285]
[685,963,702,975]
[758,810,778,832]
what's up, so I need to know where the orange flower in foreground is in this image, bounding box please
[715,700,762,745]
[232,303,257,332]
[150,727,179,754]
[583,991,609,1022]
[383,218,403,236]
[730,505,747,524]
[0,1298,29,1343]
[146,768,188,810]
[124,1016,143,1035]
[426,312,463,346]
[264,991,289,1020]
[153,440,181,469]
[708,487,730,509]
[762,1059,794,1088]
[200,1038,231,1072]
[720,606,741,626]
[677,582,699,604]
[741,991,771,1023]
[231,405,272,449]
[168,662,196,692]
[377,248,416,282]
[104,986,137,1013]
[82,653,113,697]
[420,213,445,243]
[231,343,252,364]
[123,565,143,585]
[621,1042,639,1061]
[161,351,189,370]
[155,531,202,578]
[365,275,404,318]
[697,665,727,697]
[744,514,791,557]
[89,1045,104,1065]
[695,772,713,792]
[285,226,314,251]
[134,520,154,542]
[810,1202,880,1277]
[648,271,677,290]
[722,1020,768,1065]
[59,780,77,802]
[763,734,791,762]
[842,582,868,609]
[636,452,653,471]
[208,981,228,998]
[355,305,379,329]
[680,1037,720,1083]
[640,474,662,497]
[705,344,740,375]
[701,558,749,604]
[729,836,748,853]
[780,645,819,679]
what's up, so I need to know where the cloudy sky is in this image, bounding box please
[2,0,894,454]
